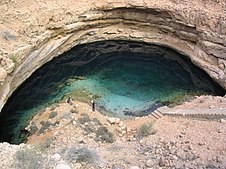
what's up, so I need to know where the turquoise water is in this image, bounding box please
[0,41,225,144]
[65,58,198,117]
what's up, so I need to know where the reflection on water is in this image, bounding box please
[0,41,225,144]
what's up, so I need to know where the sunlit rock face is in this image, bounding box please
[0,0,225,110]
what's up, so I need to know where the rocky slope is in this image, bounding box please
[0,0,226,111]
[0,99,225,169]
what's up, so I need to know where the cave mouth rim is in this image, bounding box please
[6,38,226,112]
[2,40,226,114]
[0,40,226,144]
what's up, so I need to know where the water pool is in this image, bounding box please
[0,41,225,143]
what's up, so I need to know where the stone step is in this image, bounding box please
[149,109,165,120]
[149,107,226,120]
[155,110,164,117]
[150,112,160,119]
[157,106,170,114]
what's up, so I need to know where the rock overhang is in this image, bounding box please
[0,0,225,111]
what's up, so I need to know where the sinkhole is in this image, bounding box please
[0,40,225,144]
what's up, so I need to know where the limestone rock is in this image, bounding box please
[4,58,15,73]
[51,154,61,161]
[202,41,226,59]
[146,159,155,167]
[55,162,71,169]
[107,117,120,124]
[118,121,124,127]
[159,157,167,167]
[0,67,7,85]
[220,119,225,123]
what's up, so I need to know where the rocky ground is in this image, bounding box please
[174,95,226,109]
[0,96,225,169]
[0,0,226,168]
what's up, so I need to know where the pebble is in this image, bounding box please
[146,159,155,167]
[155,149,161,154]
[198,141,206,146]
[188,145,193,150]
[220,119,225,123]
[159,157,167,167]
[121,130,126,134]
[72,120,77,125]
[181,131,186,135]
[139,139,144,145]
[172,155,178,160]
[218,129,224,133]
[207,146,212,150]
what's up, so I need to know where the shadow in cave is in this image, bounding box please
[0,40,225,144]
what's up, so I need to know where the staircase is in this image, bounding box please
[149,106,226,120]
[148,108,165,119]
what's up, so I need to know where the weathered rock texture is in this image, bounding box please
[0,0,225,111]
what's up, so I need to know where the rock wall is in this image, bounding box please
[0,0,225,111]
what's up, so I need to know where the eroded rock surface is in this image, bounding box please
[0,0,225,110]
[9,101,226,168]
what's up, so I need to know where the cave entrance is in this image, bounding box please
[0,40,225,144]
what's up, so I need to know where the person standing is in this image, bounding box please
[66,96,73,105]
[91,100,96,112]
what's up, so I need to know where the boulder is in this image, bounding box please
[107,117,121,125]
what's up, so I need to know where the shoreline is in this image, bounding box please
[25,100,157,144]
[14,94,226,144]
[0,96,225,168]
